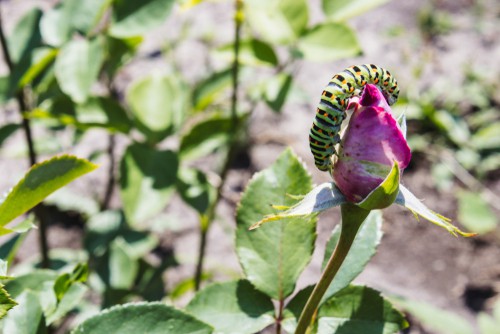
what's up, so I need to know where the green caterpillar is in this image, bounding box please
[309,64,400,171]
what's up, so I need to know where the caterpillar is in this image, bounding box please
[309,64,399,172]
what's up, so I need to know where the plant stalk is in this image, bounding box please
[0,8,50,268]
[100,133,116,210]
[294,203,370,334]
[193,0,244,290]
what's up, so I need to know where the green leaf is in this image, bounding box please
[109,0,175,37]
[322,0,393,21]
[119,143,178,225]
[317,285,408,334]
[179,113,236,160]
[55,38,104,103]
[104,35,143,77]
[177,168,215,215]
[40,0,110,46]
[127,74,186,143]
[53,263,89,302]
[246,0,309,45]
[46,283,87,325]
[192,69,232,111]
[2,290,45,334]
[264,73,293,113]
[471,123,500,150]
[4,270,57,298]
[395,184,475,237]
[457,191,497,234]
[0,155,98,227]
[0,285,17,320]
[236,148,316,300]
[281,286,314,333]
[18,48,58,88]
[249,182,346,230]
[71,302,213,334]
[296,23,361,62]
[75,97,132,133]
[7,8,43,64]
[358,161,400,210]
[0,124,20,147]
[321,211,383,302]
[215,39,278,67]
[186,280,275,334]
[108,238,138,289]
[395,298,473,334]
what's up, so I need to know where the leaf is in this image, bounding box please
[246,0,309,45]
[317,285,408,334]
[179,113,237,160]
[55,38,104,103]
[395,184,475,237]
[395,298,473,334]
[321,211,383,302]
[0,155,98,227]
[281,286,314,333]
[46,282,87,325]
[0,285,17,320]
[126,74,186,143]
[296,23,361,62]
[186,280,275,334]
[471,123,500,150]
[357,161,400,210]
[40,0,110,46]
[236,148,316,300]
[119,143,178,225]
[53,263,89,302]
[104,35,143,77]
[177,168,215,215]
[4,270,58,298]
[322,0,393,21]
[192,69,232,111]
[215,39,278,67]
[457,191,497,234]
[75,97,132,133]
[0,123,21,147]
[2,290,45,334]
[71,302,213,334]
[109,0,176,37]
[108,238,138,289]
[18,48,58,88]
[7,8,43,64]
[249,182,346,230]
[264,73,293,113]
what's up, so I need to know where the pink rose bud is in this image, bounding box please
[332,84,411,203]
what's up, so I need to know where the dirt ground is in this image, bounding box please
[0,0,499,333]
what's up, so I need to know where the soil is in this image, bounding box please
[0,0,499,333]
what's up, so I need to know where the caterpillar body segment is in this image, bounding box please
[310,64,399,172]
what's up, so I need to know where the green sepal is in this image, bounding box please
[357,161,400,210]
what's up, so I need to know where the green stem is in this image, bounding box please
[294,203,370,334]
[193,0,244,291]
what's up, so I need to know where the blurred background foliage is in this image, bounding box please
[0,0,498,332]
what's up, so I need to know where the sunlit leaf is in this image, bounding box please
[395,298,474,334]
[0,285,17,320]
[2,290,44,334]
[457,191,497,234]
[236,148,316,300]
[127,74,186,143]
[186,280,275,334]
[246,0,309,45]
[296,23,361,62]
[323,0,393,21]
[192,69,232,111]
[317,285,408,334]
[55,38,104,103]
[119,143,178,225]
[109,0,175,37]
[71,302,213,334]
[0,155,98,227]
